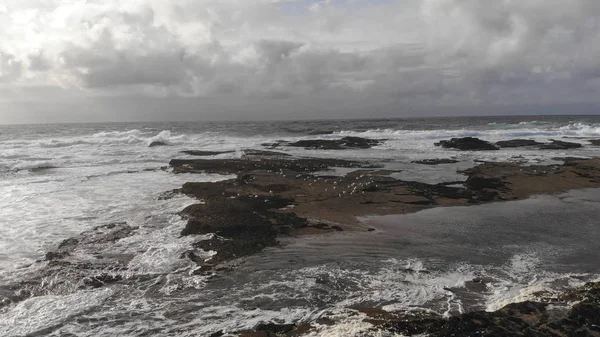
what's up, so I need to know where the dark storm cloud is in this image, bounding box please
[1,0,600,122]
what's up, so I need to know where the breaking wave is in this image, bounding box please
[33,130,187,149]
[335,122,600,141]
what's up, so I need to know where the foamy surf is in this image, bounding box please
[0,117,599,336]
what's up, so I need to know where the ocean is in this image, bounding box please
[1,115,600,336]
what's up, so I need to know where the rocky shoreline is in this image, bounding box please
[9,136,600,336]
[170,147,600,270]
[233,281,600,337]
[166,137,600,336]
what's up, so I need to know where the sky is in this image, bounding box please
[1,0,600,123]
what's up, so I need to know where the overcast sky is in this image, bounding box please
[1,0,600,123]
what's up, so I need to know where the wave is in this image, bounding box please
[147,130,175,146]
[29,130,188,149]
[11,161,59,172]
[92,129,144,138]
[334,122,600,140]
[558,122,600,136]
[38,139,90,148]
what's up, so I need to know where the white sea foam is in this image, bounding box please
[483,252,591,312]
[0,289,112,337]
[1,121,599,336]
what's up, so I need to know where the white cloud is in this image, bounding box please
[1,0,600,121]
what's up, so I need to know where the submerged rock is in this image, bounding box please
[411,159,459,165]
[243,149,292,157]
[149,141,168,147]
[589,139,600,146]
[172,152,600,269]
[496,139,543,148]
[169,157,379,174]
[181,150,235,156]
[373,281,600,337]
[238,322,312,337]
[270,136,385,150]
[539,140,583,150]
[435,137,499,151]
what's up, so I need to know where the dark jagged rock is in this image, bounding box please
[173,154,600,268]
[180,195,309,263]
[411,159,459,165]
[288,136,383,150]
[539,140,583,150]
[45,222,138,261]
[149,141,168,147]
[194,234,277,264]
[29,166,59,172]
[265,137,384,150]
[459,159,600,200]
[552,156,590,162]
[1,221,141,309]
[180,196,289,236]
[181,150,235,156]
[169,157,379,174]
[244,149,292,157]
[496,139,543,148]
[435,137,499,151]
[371,281,600,337]
[238,322,312,337]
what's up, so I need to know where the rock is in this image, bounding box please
[552,157,590,162]
[45,251,69,261]
[244,149,292,157]
[412,159,459,165]
[496,139,543,148]
[45,222,138,262]
[373,281,600,337]
[181,150,235,156]
[180,195,305,263]
[238,322,312,337]
[171,154,600,268]
[29,166,58,173]
[435,137,499,151]
[180,197,284,236]
[589,139,600,146]
[539,140,583,150]
[464,175,506,191]
[286,136,384,150]
[169,157,379,174]
[149,141,168,147]
[208,331,224,337]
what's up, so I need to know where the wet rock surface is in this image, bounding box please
[170,155,379,175]
[234,281,600,336]
[460,159,600,200]
[411,158,459,165]
[1,222,140,308]
[149,141,168,147]
[366,281,600,337]
[435,137,500,151]
[265,136,385,150]
[590,139,600,146]
[181,150,236,156]
[172,150,600,269]
[539,139,583,150]
[496,139,543,147]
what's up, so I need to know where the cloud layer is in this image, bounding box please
[1,0,600,121]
